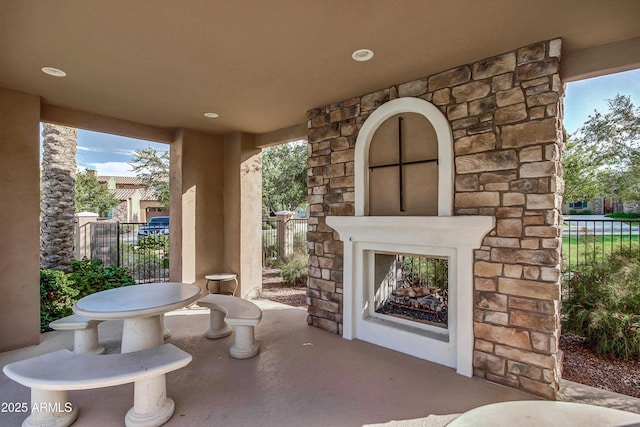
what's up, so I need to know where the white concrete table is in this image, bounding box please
[74,282,202,353]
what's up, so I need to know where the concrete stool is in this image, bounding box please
[50,314,105,355]
[199,294,262,359]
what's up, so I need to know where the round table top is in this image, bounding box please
[73,282,202,320]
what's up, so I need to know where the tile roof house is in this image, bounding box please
[94,172,167,222]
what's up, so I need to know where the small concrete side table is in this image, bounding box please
[205,273,238,296]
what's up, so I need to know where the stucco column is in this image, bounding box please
[0,87,41,351]
[170,129,225,287]
[275,210,294,259]
[224,132,262,298]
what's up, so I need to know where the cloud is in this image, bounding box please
[77,145,135,156]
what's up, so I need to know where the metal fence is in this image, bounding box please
[76,221,169,283]
[290,218,308,252]
[82,217,640,288]
[562,217,640,298]
[79,216,312,280]
[262,217,307,265]
[374,253,449,326]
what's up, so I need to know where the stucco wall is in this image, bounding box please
[171,129,226,287]
[170,130,262,297]
[0,87,41,351]
[306,39,564,398]
[224,133,262,298]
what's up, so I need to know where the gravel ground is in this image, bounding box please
[560,333,640,398]
[261,268,307,308]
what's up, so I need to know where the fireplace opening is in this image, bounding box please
[373,253,448,329]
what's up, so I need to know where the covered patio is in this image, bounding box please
[2,1,640,423]
[1,299,639,426]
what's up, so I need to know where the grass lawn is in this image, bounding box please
[562,235,640,271]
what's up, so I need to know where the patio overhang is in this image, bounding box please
[1,1,639,138]
[1,0,640,394]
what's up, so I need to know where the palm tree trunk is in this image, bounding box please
[40,123,77,271]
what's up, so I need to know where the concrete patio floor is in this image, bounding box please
[1,299,639,427]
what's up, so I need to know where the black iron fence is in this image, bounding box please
[76,221,169,283]
[262,217,307,265]
[562,217,640,298]
[374,253,449,327]
[81,217,640,287]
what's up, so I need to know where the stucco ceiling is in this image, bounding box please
[1,0,639,138]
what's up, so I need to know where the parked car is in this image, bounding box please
[137,216,170,236]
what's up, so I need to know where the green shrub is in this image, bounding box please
[40,269,78,332]
[262,220,275,230]
[67,258,135,296]
[40,258,136,332]
[278,252,308,287]
[563,248,640,359]
[126,253,168,282]
[137,234,169,251]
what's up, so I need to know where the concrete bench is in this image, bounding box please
[3,343,191,427]
[199,294,262,359]
[49,314,105,354]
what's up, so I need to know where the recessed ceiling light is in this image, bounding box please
[41,67,66,77]
[352,49,374,62]
[203,112,219,118]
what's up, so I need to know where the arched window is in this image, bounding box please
[354,97,453,216]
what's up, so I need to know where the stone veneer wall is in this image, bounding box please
[306,39,565,399]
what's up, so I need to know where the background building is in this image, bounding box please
[92,171,168,222]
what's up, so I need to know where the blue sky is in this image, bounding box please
[72,68,640,176]
[76,131,168,177]
[563,68,640,135]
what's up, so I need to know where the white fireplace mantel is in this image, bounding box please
[327,216,492,248]
[326,215,494,377]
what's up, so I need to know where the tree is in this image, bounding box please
[75,170,119,216]
[564,94,640,204]
[40,123,77,271]
[262,141,307,213]
[129,146,170,209]
[578,94,640,169]
[562,137,603,202]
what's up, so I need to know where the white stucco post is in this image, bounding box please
[276,210,294,259]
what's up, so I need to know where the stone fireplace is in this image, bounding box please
[326,96,494,375]
[307,38,564,398]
